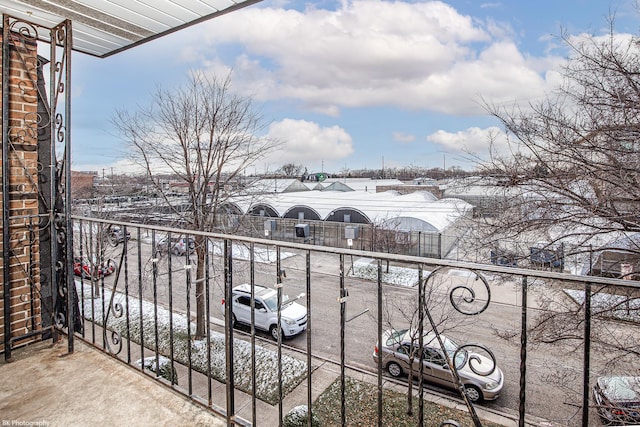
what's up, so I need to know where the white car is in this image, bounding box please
[221,284,307,340]
[156,236,195,256]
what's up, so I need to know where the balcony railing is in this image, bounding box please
[29,216,640,426]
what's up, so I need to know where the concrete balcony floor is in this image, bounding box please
[0,338,225,427]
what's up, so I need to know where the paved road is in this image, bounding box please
[92,236,632,426]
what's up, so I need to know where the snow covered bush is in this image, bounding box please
[77,282,307,405]
[283,405,321,427]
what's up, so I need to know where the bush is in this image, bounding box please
[136,356,178,385]
[283,405,321,427]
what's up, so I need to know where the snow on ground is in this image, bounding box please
[136,236,294,264]
[564,289,640,323]
[208,241,295,264]
[75,281,307,404]
[348,258,423,287]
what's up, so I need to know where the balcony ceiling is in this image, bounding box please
[0,0,261,58]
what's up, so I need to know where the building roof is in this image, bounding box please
[0,0,260,58]
[234,189,471,233]
[322,178,406,192]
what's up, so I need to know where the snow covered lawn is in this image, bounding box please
[348,258,422,287]
[76,282,307,405]
[564,288,640,323]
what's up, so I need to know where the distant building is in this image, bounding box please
[71,171,97,198]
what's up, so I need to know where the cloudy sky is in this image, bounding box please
[70,0,639,175]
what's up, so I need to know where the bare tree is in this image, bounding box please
[373,216,415,272]
[113,71,279,339]
[277,163,306,177]
[466,15,640,418]
[471,16,640,274]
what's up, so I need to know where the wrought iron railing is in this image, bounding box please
[61,216,640,426]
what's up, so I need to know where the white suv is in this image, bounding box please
[221,284,307,340]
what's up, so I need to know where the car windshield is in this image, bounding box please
[423,335,467,368]
[262,293,290,311]
[387,329,408,346]
[442,337,468,369]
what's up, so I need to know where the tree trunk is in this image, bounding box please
[194,236,207,339]
[406,356,414,415]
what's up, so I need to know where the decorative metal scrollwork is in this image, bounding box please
[111,300,124,319]
[452,343,497,376]
[54,312,65,329]
[8,19,38,41]
[425,266,492,316]
[421,265,493,427]
[54,112,65,143]
[104,329,123,355]
[103,247,127,355]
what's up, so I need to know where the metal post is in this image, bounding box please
[376,260,383,427]
[519,275,528,427]
[582,283,591,427]
[185,234,193,395]
[62,20,74,354]
[418,267,424,426]
[250,241,256,425]
[339,254,347,427]
[224,238,235,423]
[2,15,13,361]
[306,250,312,427]
[48,18,59,347]
[276,246,283,426]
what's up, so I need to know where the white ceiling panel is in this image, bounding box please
[0,0,261,58]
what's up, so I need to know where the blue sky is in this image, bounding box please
[69,0,639,175]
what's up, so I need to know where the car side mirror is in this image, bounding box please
[442,363,449,370]
[258,308,267,313]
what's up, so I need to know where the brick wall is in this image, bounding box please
[0,31,42,353]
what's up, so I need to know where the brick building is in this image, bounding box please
[0,29,42,353]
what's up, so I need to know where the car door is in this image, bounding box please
[395,343,425,377]
[233,295,252,325]
[422,347,455,388]
[253,298,271,331]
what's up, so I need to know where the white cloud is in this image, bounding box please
[182,0,560,116]
[393,132,416,144]
[263,119,354,165]
[71,158,148,175]
[426,126,511,158]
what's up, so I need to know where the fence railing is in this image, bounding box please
[65,216,640,426]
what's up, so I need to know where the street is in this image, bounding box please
[90,235,635,426]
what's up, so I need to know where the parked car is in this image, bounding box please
[372,328,504,403]
[73,256,117,279]
[156,236,195,256]
[104,225,130,247]
[593,376,640,425]
[221,284,307,340]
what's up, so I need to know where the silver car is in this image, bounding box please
[372,328,504,402]
[593,376,640,425]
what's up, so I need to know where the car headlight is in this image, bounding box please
[284,318,297,326]
[484,381,499,390]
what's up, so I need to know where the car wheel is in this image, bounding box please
[464,385,482,403]
[270,325,283,341]
[386,362,403,378]
[108,234,119,246]
[105,259,117,275]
